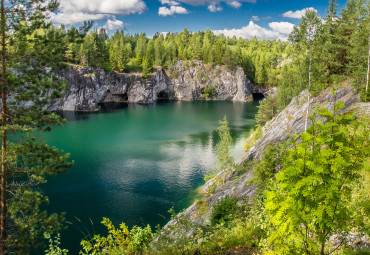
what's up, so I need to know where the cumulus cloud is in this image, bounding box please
[228,1,242,8]
[174,0,255,11]
[160,0,180,5]
[176,0,256,5]
[158,6,190,16]
[282,7,317,19]
[268,22,295,35]
[50,0,146,26]
[251,15,260,21]
[213,21,295,41]
[208,3,223,12]
[103,18,126,31]
[50,12,108,25]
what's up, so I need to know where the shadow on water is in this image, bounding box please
[56,102,129,122]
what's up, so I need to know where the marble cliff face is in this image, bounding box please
[48,61,264,111]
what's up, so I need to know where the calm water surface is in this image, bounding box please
[38,101,258,253]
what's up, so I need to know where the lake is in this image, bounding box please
[38,101,259,254]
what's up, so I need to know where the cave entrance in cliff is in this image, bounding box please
[157,91,169,102]
[252,93,265,101]
[112,93,128,102]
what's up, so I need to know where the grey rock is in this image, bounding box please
[48,61,263,111]
[164,84,363,233]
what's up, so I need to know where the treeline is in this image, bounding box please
[62,26,290,85]
[60,0,369,118]
[257,0,370,123]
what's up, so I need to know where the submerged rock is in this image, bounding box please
[48,61,264,111]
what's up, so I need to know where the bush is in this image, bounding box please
[201,84,217,99]
[245,124,263,151]
[211,196,238,225]
[127,225,153,253]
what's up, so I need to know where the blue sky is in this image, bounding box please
[50,0,348,40]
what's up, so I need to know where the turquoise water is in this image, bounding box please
[39,101,258,253]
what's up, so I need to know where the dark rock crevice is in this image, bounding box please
[252,92,265,101]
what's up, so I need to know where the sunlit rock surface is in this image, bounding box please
[165,84,363,228]
[48,61,263,111]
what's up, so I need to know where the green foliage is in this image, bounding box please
[256,96,278,124]
[195,200,210,218]
[80,218,130,254]
[80,217,154,255]
[264,99,369,254]
[0,0,82,252]
[142,57,152,79]
[44,234,68,255]
[245,124,263,151]
[210,196,238,225]
[151,205,257,255]
[208,116,235,176]
[127,225,154,253]
[252,143,286,192]
[201,84,217,99]
[208,182,217,194]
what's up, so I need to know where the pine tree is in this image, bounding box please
[0,0,74,253]
[208,116,235,176]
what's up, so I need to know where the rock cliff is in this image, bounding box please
[48,61,263,111]
[165,84,365,228]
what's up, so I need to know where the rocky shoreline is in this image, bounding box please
[48,61,265,112]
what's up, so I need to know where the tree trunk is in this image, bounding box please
[305,45,312,132]
[320,243,325,255]
[0,0,7,253]
[366,32,370,102]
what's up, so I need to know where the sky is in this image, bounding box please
[50,0,349,41]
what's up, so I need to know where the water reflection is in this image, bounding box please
[39,101,258,254]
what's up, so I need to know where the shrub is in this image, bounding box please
[211,196,238,225]
[201,84,217,99]
[127,225,153,253]
[245,124,263,151]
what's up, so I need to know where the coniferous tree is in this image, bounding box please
[0,0,84,253]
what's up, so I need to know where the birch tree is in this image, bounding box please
[289,9,322,131]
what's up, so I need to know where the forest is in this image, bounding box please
[61,0,369,118]
[0,0,369,254]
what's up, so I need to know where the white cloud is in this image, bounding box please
[50,0,146,25]
[282,7,317,19]
[158,5,189,16]
[50,12,108,25]
[160,0,180,5]
[213,21,295,41]
[208,3,223,12]
[175,0,256,11]
[251,15,260,21]
[268,22,295,35]
[160,32,170,38]
[176,0,256,5]
[228,1,242,8]
[103,18,126,31]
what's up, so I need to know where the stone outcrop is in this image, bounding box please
[165,84,364,229]
[48,61,263,111]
